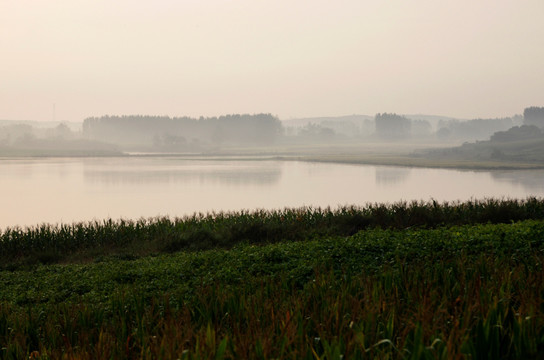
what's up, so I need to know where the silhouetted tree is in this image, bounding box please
[523,107,544,128]
[375,113,411,139]
[490,125,543,142]
[82,114,282,149]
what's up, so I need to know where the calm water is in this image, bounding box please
[2,157,544,229]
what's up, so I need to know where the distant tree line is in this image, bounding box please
[0,122,121,156]
[490,125,543,142]
[524,107,544,128]
[375,113,411,139]
[82,114,282,149]
[351,113,520,141]
[436,117,516,141]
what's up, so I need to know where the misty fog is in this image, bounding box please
[1,108,539,159]
[1,105,543,231]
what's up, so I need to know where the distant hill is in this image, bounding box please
[421,125,544,164]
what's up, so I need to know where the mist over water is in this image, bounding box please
[2,157,544,230]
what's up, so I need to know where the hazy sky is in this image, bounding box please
[1,0,543,122]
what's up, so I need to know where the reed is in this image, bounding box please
[1,197,543,269]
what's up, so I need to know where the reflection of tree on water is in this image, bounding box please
[375,167,411,186]
[84,161,283,186]
[489,170,544,192]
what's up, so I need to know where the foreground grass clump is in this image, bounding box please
[1,197,544,268]
[1,220,544,358]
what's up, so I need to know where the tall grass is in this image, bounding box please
[1,198,543,268]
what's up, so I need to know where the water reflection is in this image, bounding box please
[0,159,74,179]
[83,160,282,186]
[375,167,411,186]
[1,158,544,230]
[490,170,544,193]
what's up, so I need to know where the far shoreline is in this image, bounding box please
[1,150,544,171]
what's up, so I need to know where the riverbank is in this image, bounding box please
[240,140,544,170]
[269,154,542,170]
[169,141,544,170]
[2,140,544,170]
[1,215,543,358]
[2,198,543,269]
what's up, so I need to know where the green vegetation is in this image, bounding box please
[2,198,544,269]
[1,199,544,358]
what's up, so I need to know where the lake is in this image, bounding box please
[2,157,544,230]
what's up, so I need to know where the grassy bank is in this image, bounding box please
[1,219,544,358]
[1,199,544,358]
[2,198,544,269]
